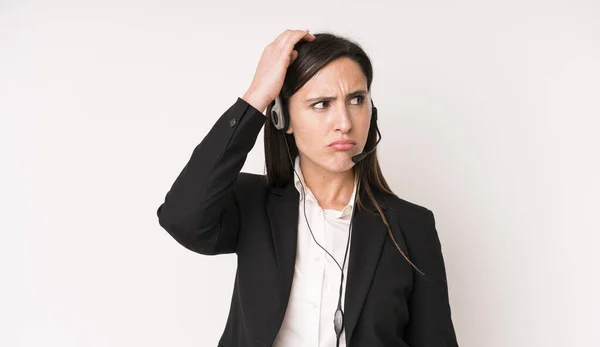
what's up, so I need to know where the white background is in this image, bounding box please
[2,0,599,346]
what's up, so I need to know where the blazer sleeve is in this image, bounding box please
[156,97,266,255]
[404,209,459,346]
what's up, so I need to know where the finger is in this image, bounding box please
[289,30,316,45]
[279,29,315,46]
[302,32,316,42]
[274,29,304,44]
[290,50,299,64]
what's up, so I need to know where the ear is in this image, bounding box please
[285,111,293,134]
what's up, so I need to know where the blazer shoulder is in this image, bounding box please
[234,172,268,200]
[380,193,437,244]
[237,171,267,184]
[383,193,432,221]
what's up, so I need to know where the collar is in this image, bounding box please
[292,155,357,219]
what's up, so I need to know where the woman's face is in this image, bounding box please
[287,57,372,174]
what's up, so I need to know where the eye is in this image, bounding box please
[351,95,365,105]
[312,95,365,110]
[312,100,330,110]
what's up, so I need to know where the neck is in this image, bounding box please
[297,156,356,210]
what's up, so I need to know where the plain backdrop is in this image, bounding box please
[2,0,599,346]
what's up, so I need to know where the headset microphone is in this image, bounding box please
[351,102,381,163]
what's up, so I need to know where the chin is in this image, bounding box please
[328,154,357,172]
[304,151,356,173]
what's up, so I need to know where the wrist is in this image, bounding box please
[242,90,269,114]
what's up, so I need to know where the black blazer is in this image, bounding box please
[156,97,459,347]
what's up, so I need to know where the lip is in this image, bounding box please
[328,139,356,151]
[328,139,357,147]
[330,143,355,150]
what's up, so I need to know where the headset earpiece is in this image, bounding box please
[270,95,289,132]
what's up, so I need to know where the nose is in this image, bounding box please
[333,104,352,133]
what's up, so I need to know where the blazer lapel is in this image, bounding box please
[344,191,389,344]
[266,182,299,318]
[266,181,389,345]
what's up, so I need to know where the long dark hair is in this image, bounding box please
[263,32,423,275]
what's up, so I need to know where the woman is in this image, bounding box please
[157,29,459,347]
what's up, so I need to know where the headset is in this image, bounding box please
[270,94,382,346]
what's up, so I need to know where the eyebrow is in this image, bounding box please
[304,89,368,104]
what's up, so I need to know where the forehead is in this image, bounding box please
[296,57,367,96]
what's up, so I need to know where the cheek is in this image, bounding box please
[292,118,324,147]
[360,118,373,141]
[293,127,322,153]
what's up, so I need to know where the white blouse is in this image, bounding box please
[272,155,358,347]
